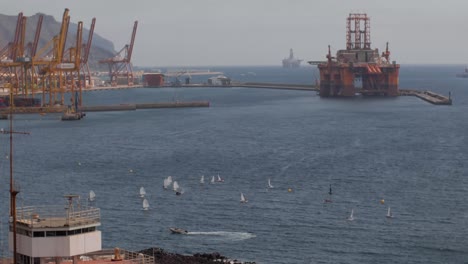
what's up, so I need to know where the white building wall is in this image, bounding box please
[9,231,101,257]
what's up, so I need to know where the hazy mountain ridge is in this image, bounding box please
[0,12,116,69]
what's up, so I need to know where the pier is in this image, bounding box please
[0,84,451,117]
[84,83,451,106]
[0,101,210,115]
[81,101,210,112]
[399,89,452,105]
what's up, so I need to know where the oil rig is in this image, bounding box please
[282,48,302,68]
[309,13,400,97]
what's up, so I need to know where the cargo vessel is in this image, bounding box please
[0,96,41,108]
[143,73,165,87]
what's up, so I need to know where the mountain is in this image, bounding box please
[0,12,116,70]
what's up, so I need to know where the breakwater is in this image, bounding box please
[81,101,210,112]
[399,89,452,105]
[0,101,210,115]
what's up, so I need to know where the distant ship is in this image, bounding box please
[456,67,468,78]
[282,48,302,68]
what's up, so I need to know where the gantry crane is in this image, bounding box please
[80,18,96,88]
[30,8,73,107]
[0,13,29,102]
[0,8,88,112]
[99,21,138,86]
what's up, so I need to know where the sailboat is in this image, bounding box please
[386,207,393,218]
[163,176,173,189]
[200,175,205,184]
[324,184,332,203]
[173,181,182,195]
[89,190,96,202]
[139,187,146,198]
[240,192,248,203]
[347,209,354,221]
[216,174,224,182]
[211,176,215,184]
[267,178,274,189]
[142,199,149,210]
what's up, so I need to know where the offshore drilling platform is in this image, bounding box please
[310,13,400,97]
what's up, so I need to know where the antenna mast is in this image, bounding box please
[4,88,29,264]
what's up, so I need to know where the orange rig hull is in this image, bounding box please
[318,62,400,97]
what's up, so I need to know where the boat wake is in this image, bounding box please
[186,231,256,241]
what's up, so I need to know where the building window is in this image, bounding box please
[56,231,67,236]
[33,231,45,237]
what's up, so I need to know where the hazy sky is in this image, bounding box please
[2,0,468,66]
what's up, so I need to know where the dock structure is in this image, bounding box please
[399,90,452,105]
[239,82,317,91]
[0,101,210,115]
[0,84,451,117]
[80,101,210,112]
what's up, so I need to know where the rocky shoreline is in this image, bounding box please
[139,248,256,264]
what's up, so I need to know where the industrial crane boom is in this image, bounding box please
[83,18,96,64]
[75,21,83,69]
[10,12,23,60]
[31,15,44,57]
[127,21,138,62]
[56,8,70,64]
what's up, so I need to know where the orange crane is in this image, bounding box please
[80,18,96,88]
[99,21,138,86]
[30,8,70,106]
[26,14,44,99]
[60,21,84,108]
[0,13,28,100]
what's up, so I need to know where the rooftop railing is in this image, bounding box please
[15,205,100,228]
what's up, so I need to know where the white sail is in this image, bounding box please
[165,176,173,188]
[142,199,149,210]
[211,176,215,184]
[217,174,224,182]
[347,209,354,221]
[386,207,393,218]
[163,177,173,189]
[173,181,180,192]
[240,192,247,203]
[200,175,205,184]
[140,187,146,198]
[89,190,96,202]
[268,178,274,188]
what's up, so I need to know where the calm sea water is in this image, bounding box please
[0,65,467,263]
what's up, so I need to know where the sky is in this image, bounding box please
[2,0,468,67]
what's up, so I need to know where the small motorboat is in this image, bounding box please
[169,227,188,234]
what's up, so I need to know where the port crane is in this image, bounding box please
[80,18,96,88]
[99,21,138,86]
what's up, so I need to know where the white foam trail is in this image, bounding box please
[187,231,256,241]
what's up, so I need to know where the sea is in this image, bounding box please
[0,65,467,264]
